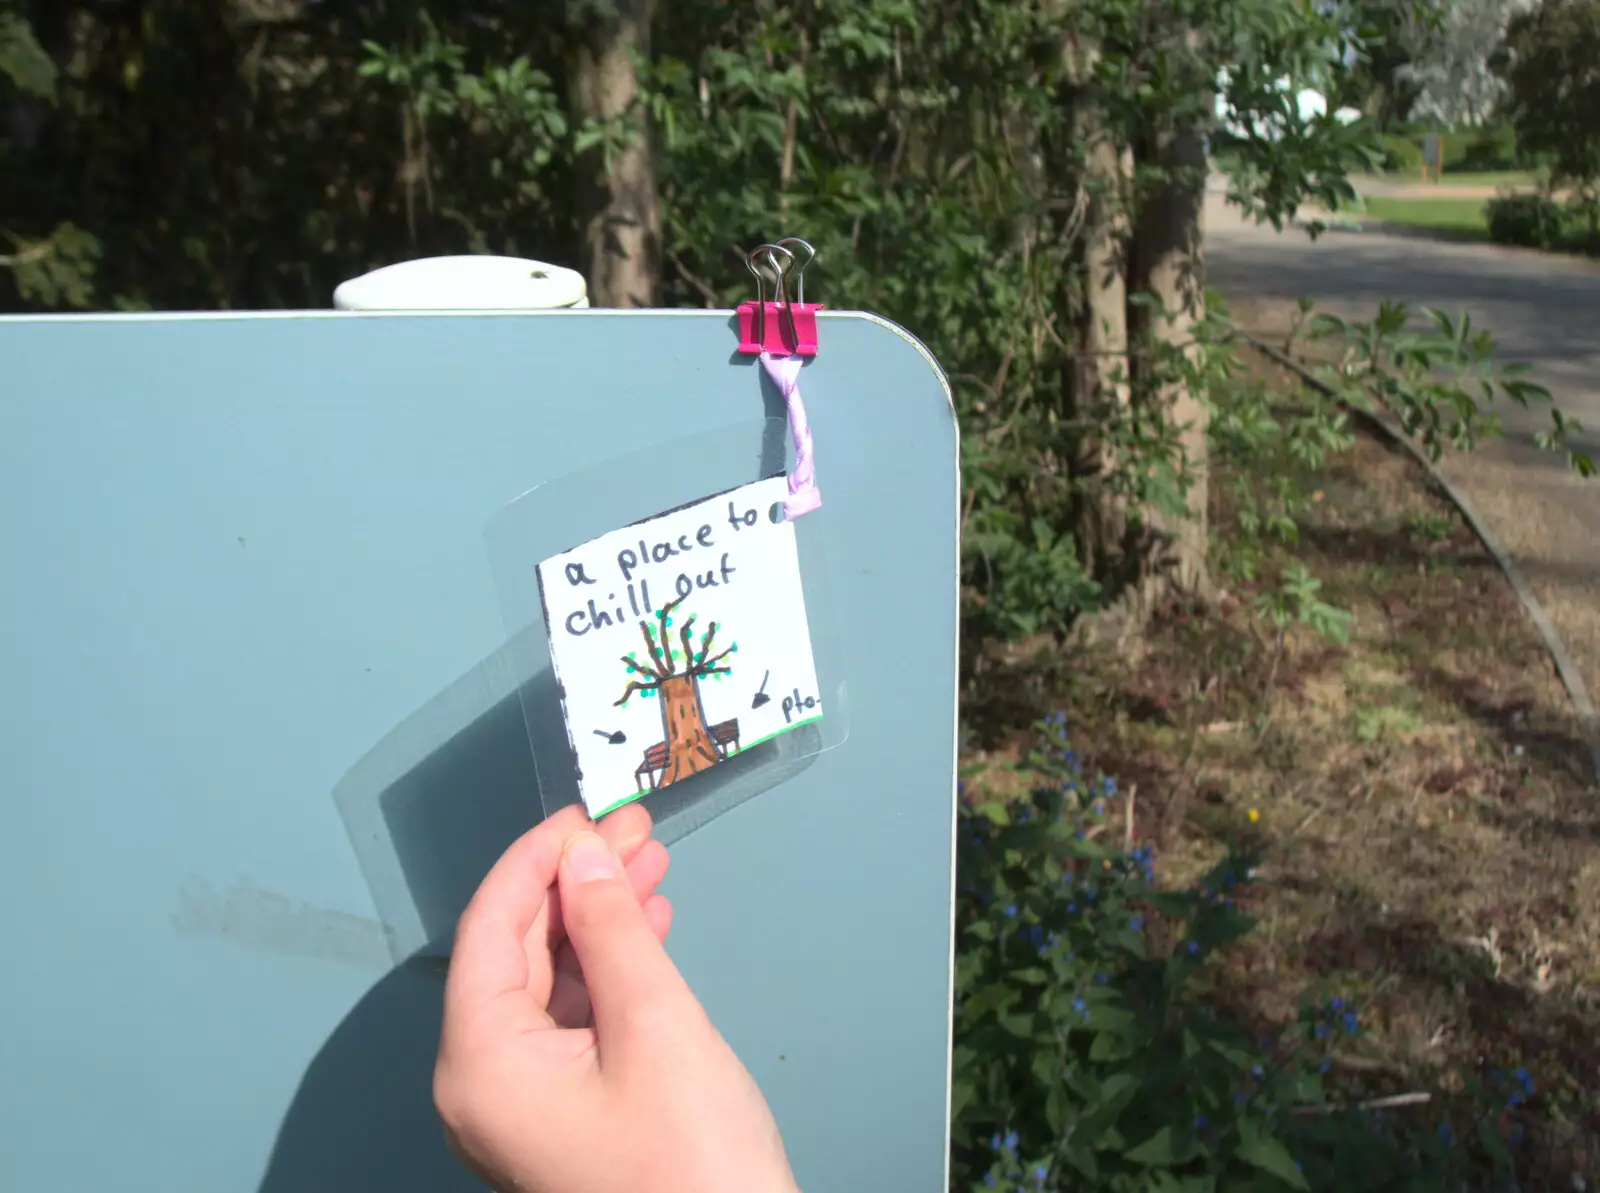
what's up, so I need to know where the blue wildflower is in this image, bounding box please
[1194,1114,1208,1129]
[1094,973,1108,985]
[1003,1129,1018,1150]
[1050,710,1067,727]
[1438,1123,1455,1146]
[1331,997,1345,1010]
[1513,1067,1534,1095]
[984,1173,997,1189]
[1314,1024,1328,1040]
[1063,749,1078,768]
[1186,940,1201,956]
[1067,903,1078,914]
[1252,1064,1264,1077]
[1318,1061,1331,1074]
[1033,1164,1048,1183]
[1129,916,1144,932]
[1004,904,1017,918]
[1342,1010,1359,1035]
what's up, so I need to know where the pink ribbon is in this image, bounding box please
[760,352,821,518]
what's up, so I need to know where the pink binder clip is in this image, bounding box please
[737,239,823,357]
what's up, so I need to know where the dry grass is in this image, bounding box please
[961,342,1600,1184]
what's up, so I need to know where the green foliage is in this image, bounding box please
[1495,0,1600,197]
[1455,123,1522,173]
[1353,703,1424,743]
[952,715,1525,1192]
[1376,125,1530,175]
[0,222,101,309]
[0,10,55,100]
[1,0,1589,645]
[1211,295,1591,660]
[1486,192,1565,248]
[1304,303,1593,476]
[1378,134,1426,172]
[1253,564,1354,646]
[1408,511,1452,542]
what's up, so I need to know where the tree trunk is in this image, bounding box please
[1072,133,1134,585]
[658,674,718,785]
[1130,119,1210,600]
[569,0,661,308]
[1053,37,1138,598]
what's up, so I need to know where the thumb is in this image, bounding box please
[559,831,696,1048]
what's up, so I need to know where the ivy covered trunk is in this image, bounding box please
[569,0,661,308]
[1131,119,1211,601]
[1072,131,1136,596]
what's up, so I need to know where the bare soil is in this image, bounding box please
[961,341,1600,1185]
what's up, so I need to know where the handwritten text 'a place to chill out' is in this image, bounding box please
[556,499,770,637]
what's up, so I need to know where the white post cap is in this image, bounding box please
[333,255,590,311]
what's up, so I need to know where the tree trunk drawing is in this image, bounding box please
[615,592,737,791]
[657,673,719,784]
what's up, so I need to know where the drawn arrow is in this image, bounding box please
[593,728,627,744]
[752,670,772,710]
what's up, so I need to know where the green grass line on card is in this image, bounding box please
[591,714,825,818]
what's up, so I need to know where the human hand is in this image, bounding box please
[434,802,800,1193]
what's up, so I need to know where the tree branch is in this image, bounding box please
[614,679,660,706]
[696,620,719,665]
[639,618,668,676]
[679,614,697,669]
[667,249,720,307]
[0,240,54,269]
[622,653,663,682]
[653,592,689,675]
[691,644,734,675]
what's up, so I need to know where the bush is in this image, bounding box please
[1454,124,1520,173]
[1486,192,1565,249]
[1378,125,1533,176]
[1378,134,1424,173]
[950,715,1523,1192]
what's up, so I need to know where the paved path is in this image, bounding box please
[1205,185,1600,718]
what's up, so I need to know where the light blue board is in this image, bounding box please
[0,309,959,1193]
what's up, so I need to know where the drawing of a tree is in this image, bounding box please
[616,592,737,786]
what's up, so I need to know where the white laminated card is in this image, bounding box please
[536,475,824,817]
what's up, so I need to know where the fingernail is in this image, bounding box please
[564,832,619,884]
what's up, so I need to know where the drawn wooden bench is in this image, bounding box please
[635,719,741,791]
